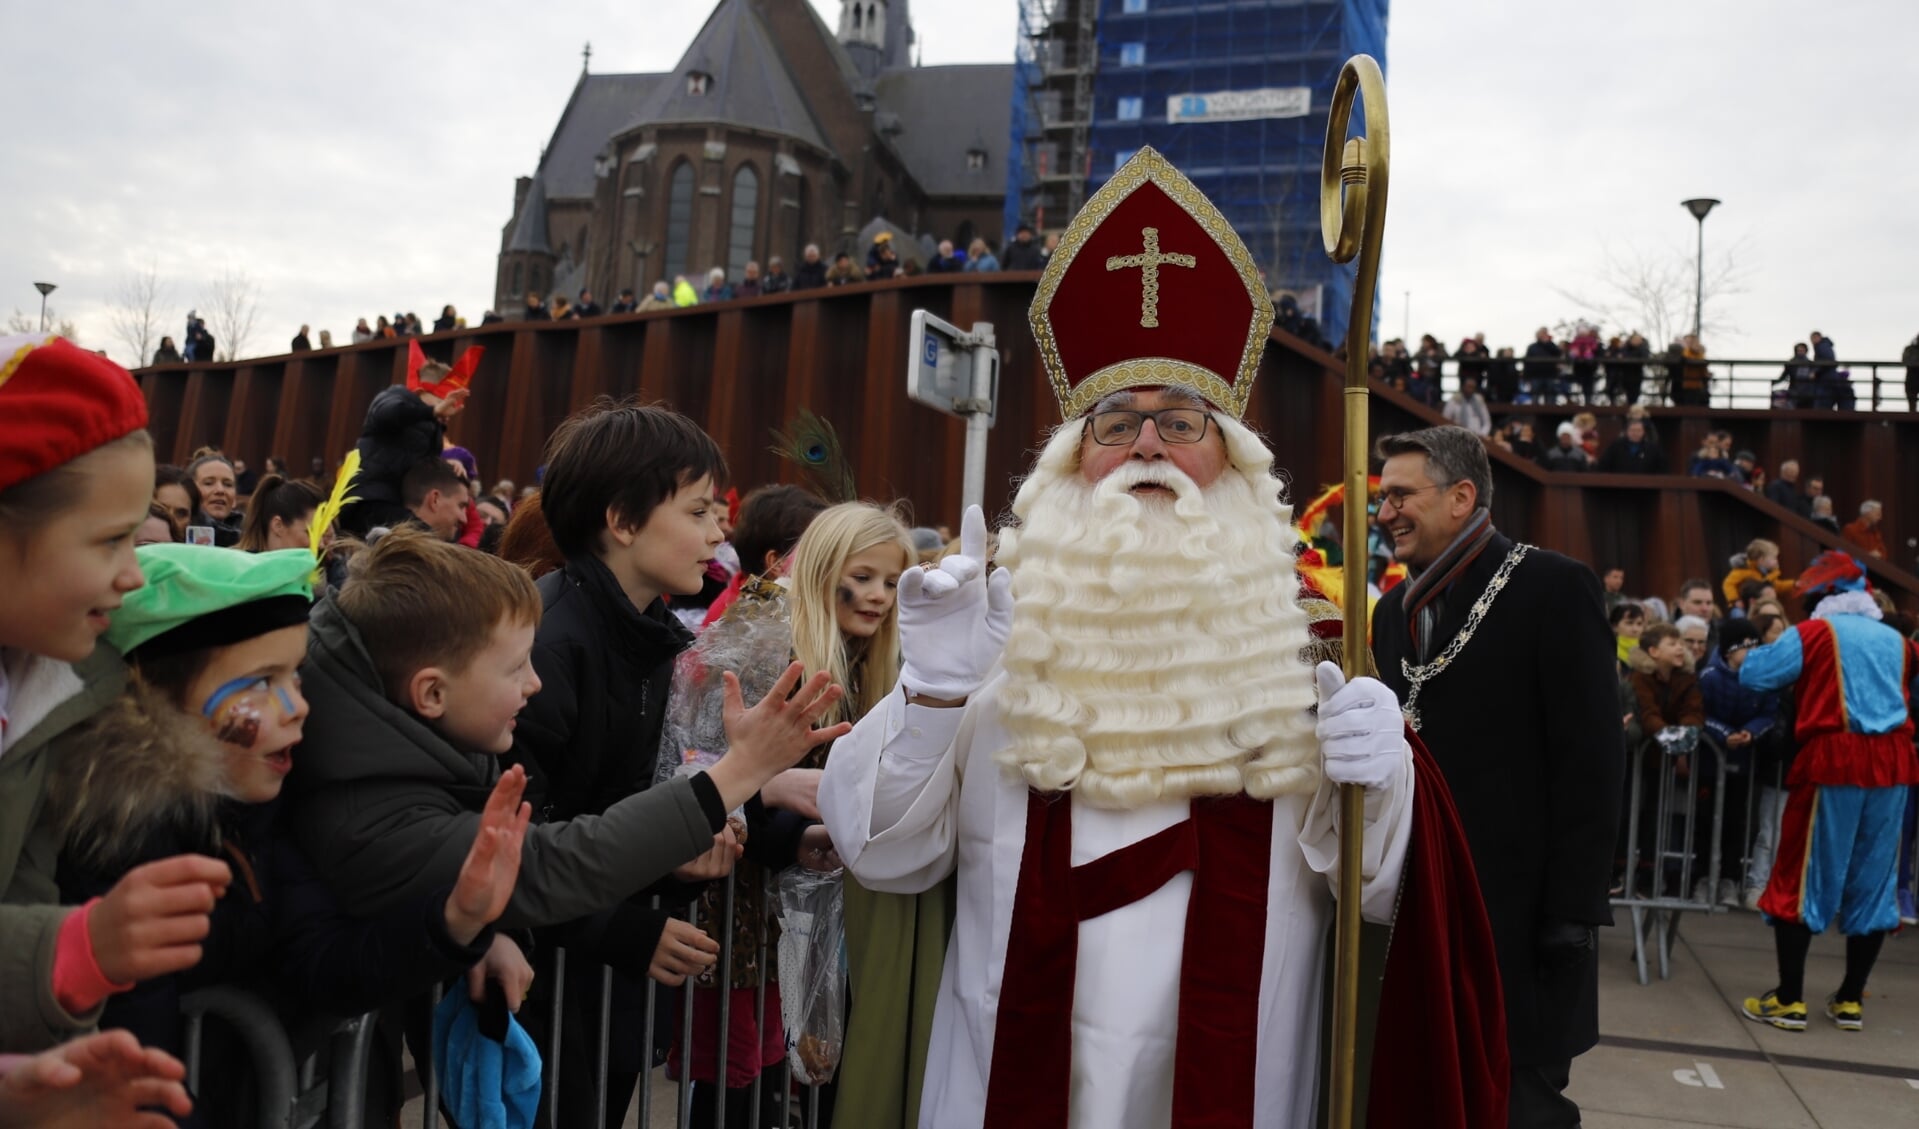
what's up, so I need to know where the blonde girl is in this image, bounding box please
[789,505,951,1129]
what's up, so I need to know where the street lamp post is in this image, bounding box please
[1680,198,1719,339]
[32,282,56,332]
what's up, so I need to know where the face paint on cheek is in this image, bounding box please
[837,584,856,607]
[213,704,264,748]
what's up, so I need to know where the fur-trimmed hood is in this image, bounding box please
[45,675,231,873]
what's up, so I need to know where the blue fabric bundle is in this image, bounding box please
[432,987,542,1129]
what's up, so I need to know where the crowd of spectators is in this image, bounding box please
[1374,323,1901,411]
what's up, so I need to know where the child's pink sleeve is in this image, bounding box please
[52,900,133,1015]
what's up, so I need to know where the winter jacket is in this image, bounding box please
[761,271,792,295]
[1687,453,1735,478]
[1000,240,1045,271]
[51,685,487,1124]
[1698,651,1781,743]
[1841,518,1888,558]
[1596,438,1666,474]
[672,280,699,307]
[793,260,828,291]
[1441,394,1492,436]
[702,283,736,304]
[1539,443,1590,473]
[349,385,444,514]
[287,595,727,928]
[1629,666,1703,738]
[1763,479,1809,516]
[1720,565,1796,605]
[964,252,1001,273]
[152,343,183,365]
[0,648,132,1051]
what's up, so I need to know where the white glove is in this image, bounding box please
[897,505,1014,700]
[1315,661,1409,790]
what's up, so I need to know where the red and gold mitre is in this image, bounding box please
[1029,146,1274,421]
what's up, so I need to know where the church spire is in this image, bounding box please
[581,41,592,73]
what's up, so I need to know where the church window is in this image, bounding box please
[666,162,694,279]
[966,147,987,171]
[1119,42,1145,67]
[1116,96,1143,122]
[510,262,522,297]
[687,71,711,96]
[852,4,861,28]
[727,164,760,279]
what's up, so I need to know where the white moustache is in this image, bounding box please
[1091,460,1203,504]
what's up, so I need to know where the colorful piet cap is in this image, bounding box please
[105,546,315,661]
[1028,146,1273,421]
[1797,550,1868,599]
[0,334,149,492]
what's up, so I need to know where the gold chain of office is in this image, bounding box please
[1399,543,1531,732]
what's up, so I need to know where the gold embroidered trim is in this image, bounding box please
[1030,146,1274,421]
[1061,358,1245,421]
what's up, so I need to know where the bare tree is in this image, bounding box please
[109,263,172,368]
[201,266,262,362]
[1552,237,1751,350]
[6,308,81,341]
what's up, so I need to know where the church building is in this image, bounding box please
[495,0,1014,314]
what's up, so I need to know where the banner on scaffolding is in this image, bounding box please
[1167,86,1312,124]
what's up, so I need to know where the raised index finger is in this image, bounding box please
[960,504,988,564]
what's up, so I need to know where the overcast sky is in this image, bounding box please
[4,0,1914,371]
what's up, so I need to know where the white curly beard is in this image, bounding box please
[993,415,1321,811]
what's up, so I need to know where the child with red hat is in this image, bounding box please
[0,335,230,1107]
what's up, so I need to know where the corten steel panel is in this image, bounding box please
[271,359,326,476]
[132,276,1919,612]
[142,370,188,465]
[173,369,236,465]
[224,363,286,463]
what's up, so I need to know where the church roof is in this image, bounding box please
[624,0,832,155]
[541,72,668,200]
[506,173,552,255]
[873,64,1015,199]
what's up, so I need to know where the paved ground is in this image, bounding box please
[1571,907,1919,1129]
[402,908,1919,1128]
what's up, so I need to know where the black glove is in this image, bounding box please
[1535,919,1596,974]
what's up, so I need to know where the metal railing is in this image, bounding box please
[1612,730,1786,985]
[1395,355,1915,414]
[178,865,833,1129]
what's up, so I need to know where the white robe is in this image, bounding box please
[818,671,1413,1129]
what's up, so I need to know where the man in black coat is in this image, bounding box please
[340,381,463,536]
[1370,425,1623,1129]
[1001,222,1046,271]
[1595,418,1666,474]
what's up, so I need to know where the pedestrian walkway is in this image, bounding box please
[1574,910,1919,1128]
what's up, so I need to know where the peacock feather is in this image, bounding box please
[769,410,856,504]
[308,450,362,573]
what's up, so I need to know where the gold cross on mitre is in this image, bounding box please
[1105,227,1197,328]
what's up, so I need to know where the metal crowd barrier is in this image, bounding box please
[1612,730,1787,985]
[179,985,378,1129]
[177,862,832,1129]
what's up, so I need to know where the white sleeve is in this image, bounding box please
[818,686,968,895]
[1297,749,1415,925]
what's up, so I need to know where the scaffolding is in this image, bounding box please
[1007,0,1390,345]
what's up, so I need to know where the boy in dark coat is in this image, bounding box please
[509,402,821,1126]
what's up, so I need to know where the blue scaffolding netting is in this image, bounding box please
[1007,0,1390,346]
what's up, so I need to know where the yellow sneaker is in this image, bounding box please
[1825,996,1863,1032]
[1742,992,1807,1031]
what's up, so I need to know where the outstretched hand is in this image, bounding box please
[0,1030,192,1128]
[708,662,851,811]
[897,505,1013,701]
[444,765,533,946]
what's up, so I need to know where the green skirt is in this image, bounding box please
[832,873,957,1129]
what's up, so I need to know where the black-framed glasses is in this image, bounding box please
[1086,408,1212,446]
[1376,484,1440,512]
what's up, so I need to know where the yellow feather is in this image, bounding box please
[309,450,362,562]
